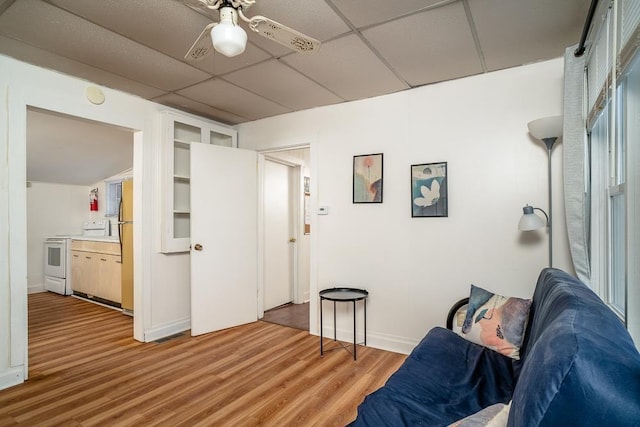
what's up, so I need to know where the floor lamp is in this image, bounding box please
[519,116,563,267]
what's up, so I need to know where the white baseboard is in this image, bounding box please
[0,366,25,391]
[28,285,45,294]
[144,318,190,343]
[318,326,418,355]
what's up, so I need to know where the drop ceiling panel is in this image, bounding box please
[152,92,249,125]
[362,2,483,86]
[469,0,590,71]
[244,0,351,56]
[283,34,408,101]
[46,0,212,59]
[177,78,291,121]
[0,0,211,91]
[331,0,446,28]
[46,0,271,75]
[0,36,167,99]
[224,59,343,111]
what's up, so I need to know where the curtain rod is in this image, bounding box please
[575,0,600,57]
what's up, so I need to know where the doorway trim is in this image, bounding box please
[7,84,147,385]
[258,146,310,320]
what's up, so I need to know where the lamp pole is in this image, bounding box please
[542,137,558,268]
[526,115,562,269]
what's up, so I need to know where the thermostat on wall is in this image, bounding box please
[318,206,329,215]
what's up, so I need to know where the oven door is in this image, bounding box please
[44,239,66,279]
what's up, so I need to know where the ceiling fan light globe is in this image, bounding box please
[210,22,247,57]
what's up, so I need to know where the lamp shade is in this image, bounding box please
[518,205,546,231]
[210,8,247,57]
[527,116,563,140]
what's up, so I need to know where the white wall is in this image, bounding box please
[238,58,572,354]
[26,182,88,293]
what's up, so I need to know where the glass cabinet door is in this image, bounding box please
[161,112,237,253]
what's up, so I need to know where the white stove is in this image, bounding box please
[43,220,110,295]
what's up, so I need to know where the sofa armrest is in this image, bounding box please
[446,297,469,330]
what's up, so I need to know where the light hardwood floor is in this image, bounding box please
[0,292,406,426]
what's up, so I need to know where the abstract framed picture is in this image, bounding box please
[411,161,448,217]
[353,153,383,203]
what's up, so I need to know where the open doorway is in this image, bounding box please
[26,107,136,366]
[260,147,311,331]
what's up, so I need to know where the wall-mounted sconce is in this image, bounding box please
[520,116,562,267]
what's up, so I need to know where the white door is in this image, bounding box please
[190,143,258,336]
[264,160,293,310]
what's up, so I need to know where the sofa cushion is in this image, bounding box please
[449,402,510,427]
[459,285,532,360]
[508,268,640,426]
[349,327,517,426]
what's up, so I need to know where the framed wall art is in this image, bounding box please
[353,153,383,203]
[411,161,448,217]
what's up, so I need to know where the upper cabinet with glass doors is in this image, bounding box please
[161,111,237,253]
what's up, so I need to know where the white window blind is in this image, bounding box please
[620,0,640,51]
[587,10,612,115]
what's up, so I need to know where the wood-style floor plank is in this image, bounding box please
[0,292,406,426]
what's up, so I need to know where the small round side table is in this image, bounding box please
[319,287,368,360]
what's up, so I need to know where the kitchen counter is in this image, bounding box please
[71,236,119,242]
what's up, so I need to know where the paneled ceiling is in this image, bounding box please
[0,0,591,126]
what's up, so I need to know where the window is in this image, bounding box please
[105,179,123,217]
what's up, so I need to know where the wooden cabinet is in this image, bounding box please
[71,240,122,305]
[161,112,238,253]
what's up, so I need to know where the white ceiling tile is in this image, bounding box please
[205,43,272,75]
[47,0,212,60]
[282,34,408,101]
[0,0,211,91]
[331,0,445,28]
[242,0,351,56]
[46,0,272,75]
[223,59,343,111]
[0,36,168,99]
[362,2,483,86]
[152,92,249,125]
[469,0,589,71]
[177,78,291,121]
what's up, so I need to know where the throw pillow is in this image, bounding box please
[459,285,531,360]
[448,402,511,427]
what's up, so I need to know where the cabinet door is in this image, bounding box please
[97,254,122,303]
[161,111,238,253]
[71,251,97,295]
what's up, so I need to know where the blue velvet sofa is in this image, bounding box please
[349,268,640,426]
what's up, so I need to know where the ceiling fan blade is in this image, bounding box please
[184,23,216,61]
[248,16,320,54]
[182,0,206,7]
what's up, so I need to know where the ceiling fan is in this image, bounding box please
[183,0,321,59]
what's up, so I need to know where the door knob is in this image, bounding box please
[289,238,296,243]
[194,243,203,251]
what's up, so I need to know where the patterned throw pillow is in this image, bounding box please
[458,285,532,360]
